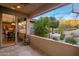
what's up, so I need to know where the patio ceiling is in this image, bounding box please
[0,3,68,17]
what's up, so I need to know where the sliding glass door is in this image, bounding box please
[0,13,26,47]
[2,13,16,46]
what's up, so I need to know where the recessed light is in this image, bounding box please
[17,6,21,8]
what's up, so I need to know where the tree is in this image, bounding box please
[50,17,59,33]
[34,17,52,37]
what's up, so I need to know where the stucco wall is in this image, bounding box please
[29,35,79,56]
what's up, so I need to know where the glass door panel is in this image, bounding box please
[2,13,16,46]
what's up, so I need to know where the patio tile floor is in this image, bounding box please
[0,44,46,56]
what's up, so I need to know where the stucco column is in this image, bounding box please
[26,18,31,36]
[24,17,31,44]
[0,13,2,47]
[15,16,18,44]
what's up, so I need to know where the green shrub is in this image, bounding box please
[55,28,64,33]
[74,24,79,29]
[65,38,77,44]
[60,34,65,40]
[64,24,74,29]
[53,37,58,40]
[34,17,52,37]
[57,24,64,33]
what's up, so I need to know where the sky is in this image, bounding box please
[33,3,79,20]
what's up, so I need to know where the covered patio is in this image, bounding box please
[0,3,79,56]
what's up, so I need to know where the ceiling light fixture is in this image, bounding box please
[17,6,21,8]
[11,7,15,10]
[11,23,15,25]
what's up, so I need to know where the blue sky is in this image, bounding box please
[33,3,79,20]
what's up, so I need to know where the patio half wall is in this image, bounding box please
[29,35,79,56]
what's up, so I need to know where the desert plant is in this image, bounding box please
[57,24,64,33]
[34,17,52,37]
[65,38,77,44]
[64,24,75,30]
[74,24,79,29]
[53,37,58,40]
[60,33,65,40]
[64,24,73,28]
[56,28,64,33]
[50,17,59,33]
